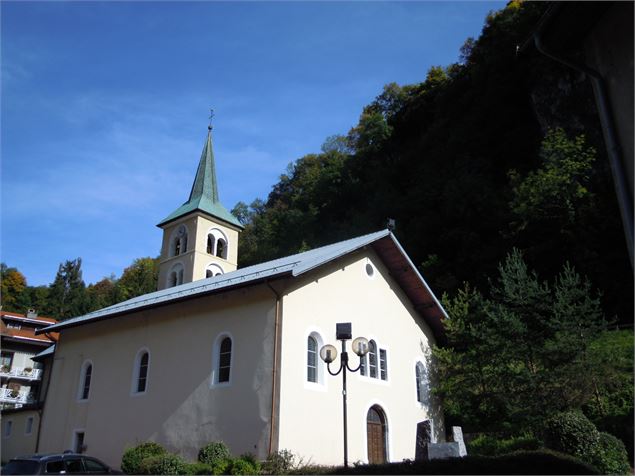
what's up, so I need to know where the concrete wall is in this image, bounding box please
[1,409,39,463]
[277,249,443,465]
[38,285,276,469]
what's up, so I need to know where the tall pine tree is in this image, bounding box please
[47,258,89,320]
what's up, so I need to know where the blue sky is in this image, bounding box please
[2,1,504,287]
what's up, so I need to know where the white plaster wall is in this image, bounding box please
[191,215,240,280]
[277,249,443,465]
[38,285,276,469]
[1,410,39,463]
[158,216,198,289]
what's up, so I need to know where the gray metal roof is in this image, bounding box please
[33,344,55,361]
[38,230,401,334]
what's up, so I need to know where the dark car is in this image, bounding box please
[2,453,122,475]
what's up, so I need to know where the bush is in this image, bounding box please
[590,432,630,475]
[185,462,215,475]
[543,411,600,460]
[198,442,231,466]
[226,457,259,475]
[138,454,187,475]
[262,449,296,475]
[121,442,167,474]
[331,450,599,474]
[467,434,541,456]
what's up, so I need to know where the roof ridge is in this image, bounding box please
[37,229,393,334]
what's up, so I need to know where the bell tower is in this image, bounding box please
[156,124,243,290]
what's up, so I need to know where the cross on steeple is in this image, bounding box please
[208,109,214,131]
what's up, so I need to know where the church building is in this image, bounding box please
[34,125,448,469]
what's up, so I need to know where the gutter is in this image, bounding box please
[532,2,634,267]
[265,280,282,456]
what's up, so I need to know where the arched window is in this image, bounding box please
[206,263,224,278]
[216,239,227,259]
[305,331,325,385]
[213,335,232,385]
[170,225,189,257]
[416,362,425,404]
[368,340,378,378]
[307,336,318,383]
[167,263,184,288]
[132,349,150,394]
[207,235,214,254]
[207,228,228,260]
[78,361,93,401]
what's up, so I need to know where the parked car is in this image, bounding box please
[2,453,122,475]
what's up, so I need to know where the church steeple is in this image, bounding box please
[156,123,243,290]
[157,127,243,229]
[189,126,220,204]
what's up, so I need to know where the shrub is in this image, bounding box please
[468,434,541,456]
[198,442,231,466]
[237,454,260,473]
[590,432,630,475]
[185,462,214,475]
[330,450,599,474]
[226,457,259,475]
[262,449,296,475]
[121,442,167,474]
[138,454,187,475]
[543,411,600,460]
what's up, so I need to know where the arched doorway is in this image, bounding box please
[366,405,387,464]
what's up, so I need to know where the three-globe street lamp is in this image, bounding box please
[320,322,369,468]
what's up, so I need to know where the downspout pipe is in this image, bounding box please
[533,6,634,268]
[34,355,54,453]
[265,280,282,456]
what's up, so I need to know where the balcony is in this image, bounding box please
[0,387,36,406]
[0,367,42,380]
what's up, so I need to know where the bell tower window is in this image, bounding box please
[170,225,189,257]
[207,235,214,254]
[216,239,226,259]
[207,228,229,260]
[167,263,185,288]
[206,263,224,278]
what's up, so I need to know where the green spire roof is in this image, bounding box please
[157,128,243,229]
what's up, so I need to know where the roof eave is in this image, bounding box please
[156,207,244,230]
[36,272,291,335]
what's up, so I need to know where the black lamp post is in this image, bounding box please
[320,322,369,468]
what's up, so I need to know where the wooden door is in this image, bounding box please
[367,406,386,464]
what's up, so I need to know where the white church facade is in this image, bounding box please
[34,126,448,469]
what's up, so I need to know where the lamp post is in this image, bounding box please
[320,322,369,468]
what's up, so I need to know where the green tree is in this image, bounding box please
[25,286,50,314]
[47,258,89,320]
[0,263,29,313]
[114,257,159,302]
[434,250,607,433]
[510,128,596,231]
[86,276,117,311]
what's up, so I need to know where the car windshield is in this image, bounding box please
[3,459,40,475]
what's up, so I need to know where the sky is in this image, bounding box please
[1,1,504,287]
